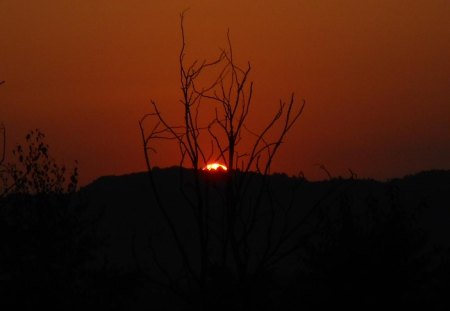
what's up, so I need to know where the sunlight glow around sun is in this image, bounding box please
[203,163,228,171]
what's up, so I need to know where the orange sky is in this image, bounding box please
[1,0,449,185]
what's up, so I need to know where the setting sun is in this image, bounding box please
[203,163,228,171]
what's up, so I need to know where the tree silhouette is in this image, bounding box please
[0,130,139,308]
[1,129,78,200]
[139,12,306,309]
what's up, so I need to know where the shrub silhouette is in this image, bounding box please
[0,130,140,308]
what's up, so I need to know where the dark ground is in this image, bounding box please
[1,168,450,310]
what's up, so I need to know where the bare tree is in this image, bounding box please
[139,12,306,309]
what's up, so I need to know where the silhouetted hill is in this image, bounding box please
[76,168,450,309]
[3,168,450,309]
[80,168,450,267]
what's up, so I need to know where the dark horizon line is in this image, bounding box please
[81,166,450,188]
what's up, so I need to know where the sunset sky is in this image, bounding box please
[1,0,449,185]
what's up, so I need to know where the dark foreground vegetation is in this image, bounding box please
[2,156,450,309]
[0,130,142,309]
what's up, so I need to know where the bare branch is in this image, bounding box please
[139,11,306,305]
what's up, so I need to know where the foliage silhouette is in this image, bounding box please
[0,130,141,308]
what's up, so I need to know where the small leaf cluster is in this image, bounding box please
[6,129,78,195]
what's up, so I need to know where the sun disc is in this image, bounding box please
[203,163,228,171]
